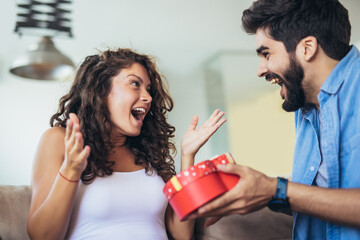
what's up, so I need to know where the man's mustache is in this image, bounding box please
[265,73,283,81]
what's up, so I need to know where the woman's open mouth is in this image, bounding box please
[131,107,146,124]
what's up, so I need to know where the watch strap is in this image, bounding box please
[267,177,291,214]
[275,177,288,200]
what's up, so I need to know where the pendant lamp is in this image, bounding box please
[9,0,74,81]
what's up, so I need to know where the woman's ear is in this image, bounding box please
[299,36,318,62]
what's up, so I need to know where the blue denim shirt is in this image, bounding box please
[292,46,360,240]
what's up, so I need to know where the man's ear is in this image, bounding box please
[299,36,318,62]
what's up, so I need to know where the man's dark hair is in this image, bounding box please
[242,0,351,60]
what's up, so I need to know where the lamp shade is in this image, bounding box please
[10,36,75,80]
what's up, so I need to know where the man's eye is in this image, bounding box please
[263,52,269,59]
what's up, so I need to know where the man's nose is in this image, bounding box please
[257,58,268,77]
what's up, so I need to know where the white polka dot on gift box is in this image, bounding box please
[177,160,217,186]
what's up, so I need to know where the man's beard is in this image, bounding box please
[277,56,306,112]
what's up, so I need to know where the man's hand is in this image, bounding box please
[188,163,277,226]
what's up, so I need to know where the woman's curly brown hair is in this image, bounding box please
[50,48,176,183]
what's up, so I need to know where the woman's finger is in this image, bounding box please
[202,109,220,127]
[203,117,226,139]
[73,132,84,153]
[207,111,225,127]
[65,118,73,142]
[211,116,226,130]
[79,145,91,162]
[69,113,80,125]
[187,115,199,131]
[67,122,79,152]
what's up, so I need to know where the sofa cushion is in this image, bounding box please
[0,185,293,240]
[194,207,293,240]
[0,185,31,240]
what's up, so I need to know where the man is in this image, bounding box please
[190,0,360,239]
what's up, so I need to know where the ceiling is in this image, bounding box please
[71,0,360,79]
[0,0,359,85]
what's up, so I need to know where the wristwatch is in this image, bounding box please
[267,177,292,214]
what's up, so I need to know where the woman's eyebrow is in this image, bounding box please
[127,74,143,83]
[127,74,151,88]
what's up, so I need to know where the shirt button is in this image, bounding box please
[310,166,315,171]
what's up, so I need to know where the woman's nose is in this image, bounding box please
[140,89,152,103]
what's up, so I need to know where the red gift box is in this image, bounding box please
[163,152,240,221]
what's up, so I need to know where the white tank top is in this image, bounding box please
[65,169,168,240]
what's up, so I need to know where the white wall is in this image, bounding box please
[0,1,218,185]
[0,77,71,184]
[1,0,360,185]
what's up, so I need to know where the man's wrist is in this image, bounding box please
[267,177,291,214]
[268,177,278,200]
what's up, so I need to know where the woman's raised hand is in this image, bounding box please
[180,109,226,169]
[59,113,91,181]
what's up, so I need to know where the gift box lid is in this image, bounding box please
[163,152,235,200]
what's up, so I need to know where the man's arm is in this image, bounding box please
[190,164,360,228]
[287,181,360,228]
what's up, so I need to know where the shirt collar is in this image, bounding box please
[320,45,360,95]
[300,106,318,121]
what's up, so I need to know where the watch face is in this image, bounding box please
[268,199,292,215]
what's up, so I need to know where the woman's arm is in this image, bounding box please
[27,114,90,240]
[166,109,226,239]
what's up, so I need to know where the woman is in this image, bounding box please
[26,48,226,239]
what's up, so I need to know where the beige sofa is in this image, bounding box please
[0,185,293,240]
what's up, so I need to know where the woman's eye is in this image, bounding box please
[131,80,140,87]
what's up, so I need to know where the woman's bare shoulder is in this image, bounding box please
[34,126,66,167]
[41,126,66,141]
